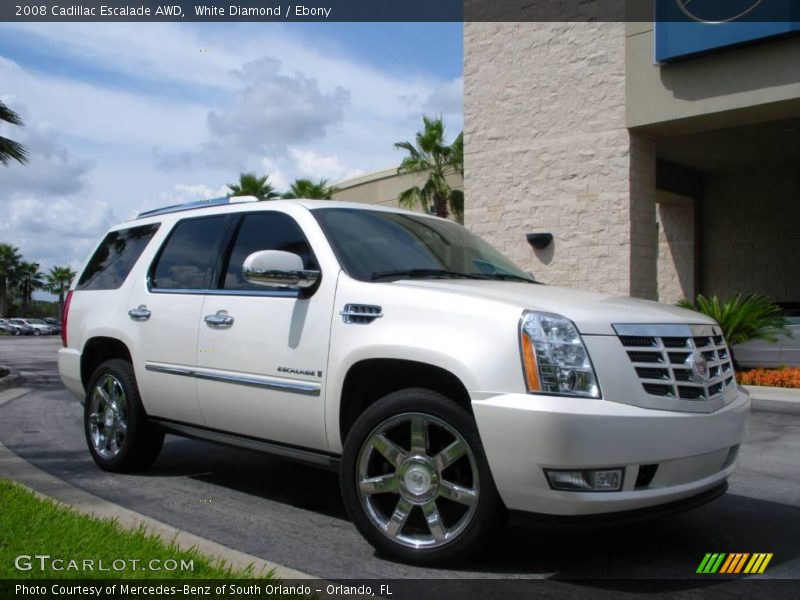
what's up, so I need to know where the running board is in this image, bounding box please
[153,418,340,471]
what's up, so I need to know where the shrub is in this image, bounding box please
[737,367,800,389]
[677,293,789,346]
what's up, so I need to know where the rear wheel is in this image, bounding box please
[340,388,503,564]
[32,329,41,336]
[85,359,164,472]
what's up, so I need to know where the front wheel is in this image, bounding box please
[32,329,41,336]
[340,388,503,564]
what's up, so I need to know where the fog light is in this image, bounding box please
[545,468,624,492]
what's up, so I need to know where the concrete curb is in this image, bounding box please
[744,385,800,404]
[0,368,22,392]
[0,390,316,581]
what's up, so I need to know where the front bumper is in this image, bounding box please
[471,387,749,515]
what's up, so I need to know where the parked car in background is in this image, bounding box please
[733,306,800,368]
[8,318,53,336]
[0,318,34,336]
[43,317,62,334]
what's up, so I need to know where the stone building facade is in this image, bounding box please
[335,21,799,305]
[463,21,800,304]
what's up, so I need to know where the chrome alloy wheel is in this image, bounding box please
[356,412,480,549]
[88,374,128,459]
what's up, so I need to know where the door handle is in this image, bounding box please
[204,310,234,328]
[128,305,151,321]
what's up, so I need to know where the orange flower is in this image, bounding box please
[736,367,800,389]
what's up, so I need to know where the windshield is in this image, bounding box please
[313,208,534,283]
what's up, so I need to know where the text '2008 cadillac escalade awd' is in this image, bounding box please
[58,196,749,564]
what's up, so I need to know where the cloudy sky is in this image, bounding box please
[0,22,463,275]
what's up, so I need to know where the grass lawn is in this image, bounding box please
[0,479,272,579]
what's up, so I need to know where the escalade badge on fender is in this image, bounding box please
[278,366,321,377]
[686,350,710,383]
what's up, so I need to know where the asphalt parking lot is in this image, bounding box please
[0,337,798,592]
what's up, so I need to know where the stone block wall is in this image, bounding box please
[464,22,658,297]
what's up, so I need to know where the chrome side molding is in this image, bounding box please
[145,362,321,396]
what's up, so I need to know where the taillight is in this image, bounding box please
[61,290,73,347]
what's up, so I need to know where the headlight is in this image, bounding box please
[519,311,600,398]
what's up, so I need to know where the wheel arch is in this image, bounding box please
[337,358,472,448]
[80,336,133,390]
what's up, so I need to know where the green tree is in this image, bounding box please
[677,293,789,346]
[395,116,464,221]
[226,172,280,201]
[0,100,28,166]
[282,178,338,200]
[46,266,77,317]
[0,244,22,317]
[17,261,44,315]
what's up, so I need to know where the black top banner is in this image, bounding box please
[2,0,800,23]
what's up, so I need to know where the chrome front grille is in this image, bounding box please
[614,324,735,402]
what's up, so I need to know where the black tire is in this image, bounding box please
[13,329,21,336]
[84,359,164,472]
[32,329,41,336]
[340,388,504,565]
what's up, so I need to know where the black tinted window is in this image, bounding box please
[223,212,317,290]
[151,216,227,290]
[78,224,160,291]
[313,209,530,282]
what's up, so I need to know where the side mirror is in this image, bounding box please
[242,250,320,290]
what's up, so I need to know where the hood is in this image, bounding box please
[391,280,713,335]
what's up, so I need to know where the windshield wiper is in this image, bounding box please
[370,269,486,281]
[475,273,538,284]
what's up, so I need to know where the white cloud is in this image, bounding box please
[1,196,115,270]
[0,23,462,272]
[1,115,92,196]
[0,55,209,150]
[258,157,290,191]
[156,58,350,169]
[423,77,464,119]
[290,149,364,181]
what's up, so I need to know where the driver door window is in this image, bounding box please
[222,212,317,291]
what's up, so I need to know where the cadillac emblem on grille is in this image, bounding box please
[686,350,710,383]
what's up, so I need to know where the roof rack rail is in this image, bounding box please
[136,195,259,219]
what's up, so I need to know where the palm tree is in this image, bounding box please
[17,262,44,315]
[46,266,77,317]
[226,172,280,201]
[394,116,464,221]
[0,244,22,317]
[282,178,338,200]
[0,100,29,166]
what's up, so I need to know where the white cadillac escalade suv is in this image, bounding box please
[58,196,749,564]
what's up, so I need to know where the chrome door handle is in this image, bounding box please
[128,305,151,321]
[204,310,234,328]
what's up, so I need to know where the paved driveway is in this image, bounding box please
[0,337,798,590]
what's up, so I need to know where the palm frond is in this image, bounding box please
[677,293,789,346]
[398,186,428,213]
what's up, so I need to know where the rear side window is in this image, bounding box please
[150,216,228,290]
[222,212,317,291]
[77,224,160,291]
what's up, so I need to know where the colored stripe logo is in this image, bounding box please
[697,553,773,574]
